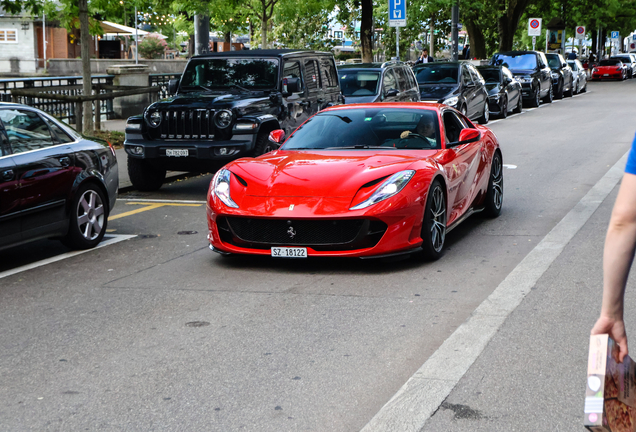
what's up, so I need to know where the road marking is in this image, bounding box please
[109,202,202,221]
[361,151,629,432]
[503,164,517,169]
[0,234,136,280]
[117,198,207,204]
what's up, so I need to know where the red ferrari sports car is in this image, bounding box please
[206,103,503,260]
[591,59,626,80]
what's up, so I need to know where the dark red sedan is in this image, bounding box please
[206,103,503,260]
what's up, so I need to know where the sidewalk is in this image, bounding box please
[100,119,188,192]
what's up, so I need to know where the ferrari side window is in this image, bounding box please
[443,111,465,144]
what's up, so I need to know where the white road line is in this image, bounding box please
[360,151,629,432]
[117,198,207,204]
[0,234,136,280]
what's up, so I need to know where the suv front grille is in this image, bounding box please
[149,109,216,140]
[217,217,388,251]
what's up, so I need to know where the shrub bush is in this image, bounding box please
[138,34,168,59]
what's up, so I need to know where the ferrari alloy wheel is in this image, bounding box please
[483,152,503,218]
[420,180,446,260]
[63,183,108,250]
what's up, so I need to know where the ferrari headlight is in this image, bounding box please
[212,169,238,208]
[350,170,415,210]
[443,96,459,107]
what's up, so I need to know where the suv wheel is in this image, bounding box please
[478,102,489,124]
[529,88,540,107]
[252,131,278,157]
[555,79,564,99]
[565,78,574,97]
[542,85,553,104]
[128,157,166,191]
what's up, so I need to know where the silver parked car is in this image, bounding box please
[567,59,587,94]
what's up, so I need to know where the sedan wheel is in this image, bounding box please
[478,102,489,124]
[483,152,503,218]
[513,95,523,113]
[530,88,540,107]
[542,85,553,104]
[500,97,508,118]
[420,180,446,261]
[63,183,108,250]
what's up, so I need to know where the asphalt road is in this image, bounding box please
[1,79,635,431]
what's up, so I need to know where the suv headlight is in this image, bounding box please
[517,76,531,83]
[215,110,233,129]
[443,96,459,107]
[212,169,239,208]
[350,170,415,210]
[147,111,161,127]
[551,72,559,79]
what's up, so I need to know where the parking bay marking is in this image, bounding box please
[109,202,203,221]
[0,234,136,280]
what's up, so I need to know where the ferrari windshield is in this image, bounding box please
[338,71,381,96]
[413,64,459,84]
[599,59,621,66]
[282,108,441,150]
[180,58,279,90]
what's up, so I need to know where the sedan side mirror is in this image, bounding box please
[168,79,179,95]
[268,129,286,144]
[504,77,512,85]
[385,88,399,97]
[562,63,568,68]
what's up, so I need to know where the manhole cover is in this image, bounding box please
[178,231,198,235]
[185,321,210,327]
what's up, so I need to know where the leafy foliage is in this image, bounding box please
[138,33,168,58]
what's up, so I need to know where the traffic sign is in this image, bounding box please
[611,31,619,40]
[633,34,636,41]
[528,18,542,36]
[575,26,585,39]
[631,42,636,51]
[388,0,406,27]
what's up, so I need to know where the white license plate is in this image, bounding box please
[166,149,189,157]
[604,74,609,76]
[271,247,307,258]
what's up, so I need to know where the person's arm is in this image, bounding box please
[592,172,636,362]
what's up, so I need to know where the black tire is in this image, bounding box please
[483,152,503,218]
[564,78,574,97]
[128,157,166,191]
[499,96,508,118]
[513,95,523,113]
[542,85,553,104]
[63,183,108,250]
[460,104,468,117]
[554,79,564,99]
[529,87,540,107]
[252,131,278,157]
[477,102,489,124]
[419,180,446,261]
[573,80,579,95]
[581,81,587,92]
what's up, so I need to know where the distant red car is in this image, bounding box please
[591,59,626,80]
[206,103,503,260]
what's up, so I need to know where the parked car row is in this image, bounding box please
[590,53,636,80]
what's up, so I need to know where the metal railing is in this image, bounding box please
[0,75,115,121]
[149,73,181,100]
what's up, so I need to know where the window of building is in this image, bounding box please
[334,31,343,39]
[0,29,18,43]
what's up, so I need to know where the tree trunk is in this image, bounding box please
[497,0,530,52]
[591,28,597,55]
[224,31,231,43]
[360,0,373,63]
[465,18,486,60]
[430,18,435,56]
[79,0,93,133]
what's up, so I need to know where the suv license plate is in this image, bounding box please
[166,149,188,157]
[271,247,307,258]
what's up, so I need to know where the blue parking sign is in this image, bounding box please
[388,0,406,27]
[611,31,619,39]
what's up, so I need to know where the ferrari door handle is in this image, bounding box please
[59,156,71,167]
[1,169,13,181]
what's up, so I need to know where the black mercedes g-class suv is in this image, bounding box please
[124,49,343,191]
